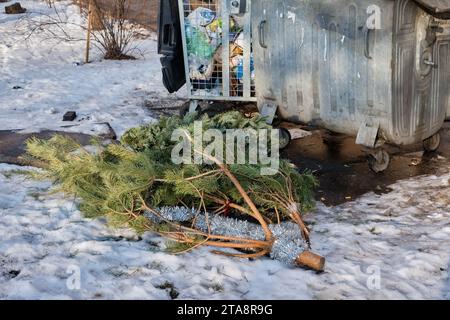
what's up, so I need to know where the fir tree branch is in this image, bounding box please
[180,130,274,245]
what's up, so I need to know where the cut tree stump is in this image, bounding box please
[296,251,326,272]
[5,2,26,14]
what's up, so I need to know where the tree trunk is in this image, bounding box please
[296,251,326,272]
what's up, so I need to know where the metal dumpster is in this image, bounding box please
[253,0,450,171]
[158,0,256,113]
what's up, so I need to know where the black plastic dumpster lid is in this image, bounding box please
[414,0,450,14]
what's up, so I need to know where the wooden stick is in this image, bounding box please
[182,130,274,244]
[141,203,270,247]
[290,211,311,248]
[204,194,256,218]
[85,0,92,64]
[142,201,325,271]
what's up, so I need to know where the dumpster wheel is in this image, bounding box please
[368,149,390,173]
[278,128,292,150]
[423,133,441,153]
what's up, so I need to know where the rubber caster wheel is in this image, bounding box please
[368,149,390,173]
[423,133,440,152]
[278,128,292,150]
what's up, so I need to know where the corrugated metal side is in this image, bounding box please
[253,0,394,135]
[438,21,450,120]
[392,0,419,142]
[413,0,450,13]
[433,36,450,124]
[254,0,448,145]
[392,0,448,144]
[312,0,394,137]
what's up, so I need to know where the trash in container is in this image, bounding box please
[159,0,257,111]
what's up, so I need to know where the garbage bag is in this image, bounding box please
[235,54,255,81]
[188,55,215,80]
[183,5,252,91]
[186,21,216,61]
[187,7,216,27]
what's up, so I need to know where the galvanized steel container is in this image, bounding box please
[253,0,450,147]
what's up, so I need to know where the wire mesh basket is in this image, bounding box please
[178,0,256,102]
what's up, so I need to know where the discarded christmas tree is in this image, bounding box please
[26,111,324,270]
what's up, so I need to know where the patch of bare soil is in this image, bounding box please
[0,130,96,166]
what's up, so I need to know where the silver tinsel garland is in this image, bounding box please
[145,206,307,266]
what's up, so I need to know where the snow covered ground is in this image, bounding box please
[1,162,449,300]
[0,0,184,137]
[0,1,449,300]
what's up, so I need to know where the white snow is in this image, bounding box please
[0,0,185,137]
[0,1,449,300]
[0,162,449,300]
